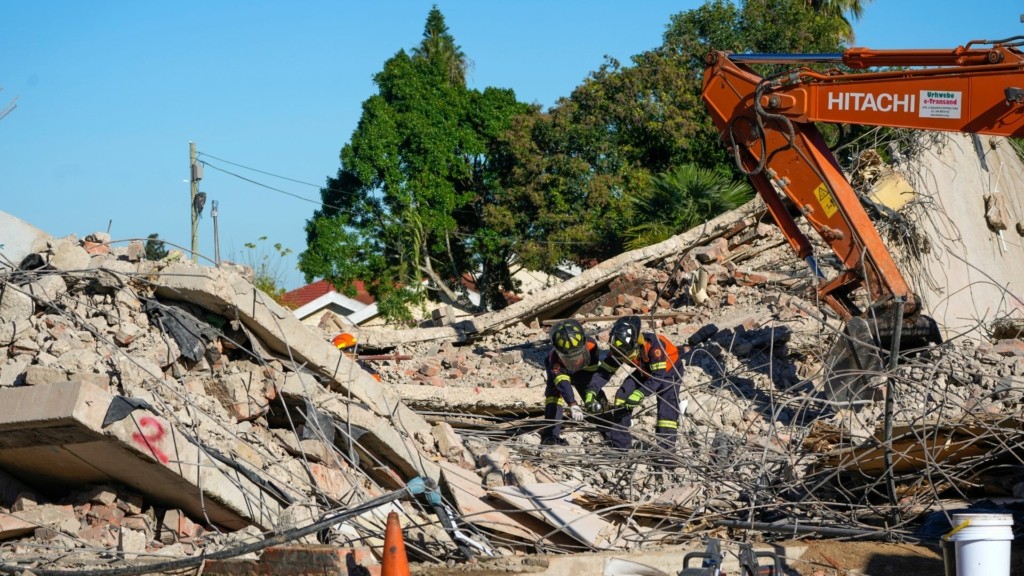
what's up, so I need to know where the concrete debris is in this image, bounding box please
[1,133,1024,574]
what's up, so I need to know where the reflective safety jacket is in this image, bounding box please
[592,331,682,394]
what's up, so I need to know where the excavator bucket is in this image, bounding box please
[823,314,942,404]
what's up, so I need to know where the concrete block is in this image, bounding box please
[118,526,148,560]
[0,284,33,345]
[307,463,352,502]
[261,545,378,574]
[0,504,77,540]
[23,365,69,386]
[151,263,439,482]
[0,210,51,267]
[202,546,378,576]
[0,381,282,530]
[432,422,462,457]
[23,275,68,303]
[47,236,91,272]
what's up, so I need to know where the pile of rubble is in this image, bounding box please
[2,135,1024,575]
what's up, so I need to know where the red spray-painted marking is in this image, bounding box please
[131,416,170,464]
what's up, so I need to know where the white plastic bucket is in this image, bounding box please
[947,513,1014,576]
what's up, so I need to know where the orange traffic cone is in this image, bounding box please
[381,511,410,576]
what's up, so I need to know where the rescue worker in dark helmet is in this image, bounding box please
[597,315,682,452]
[540,319,610,446]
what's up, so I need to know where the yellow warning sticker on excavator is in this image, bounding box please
[815,183,838,218]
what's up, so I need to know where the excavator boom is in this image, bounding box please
[701,37,1024,399]
[702,37,1024,318]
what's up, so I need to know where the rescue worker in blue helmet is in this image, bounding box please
[540,319,610,446]
[598,315,682,452]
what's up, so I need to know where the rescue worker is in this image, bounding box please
[540,319,610,446]
[332,332,382,382]
[597,315,682,453]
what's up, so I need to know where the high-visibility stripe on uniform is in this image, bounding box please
[656,419,678,429]
[626,390,645,406]
[545,396,567,406]
[554,374,571,386]
[650,361,667,371]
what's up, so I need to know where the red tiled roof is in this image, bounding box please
[280,279,375,309]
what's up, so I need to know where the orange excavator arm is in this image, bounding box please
[701,37,1024,322]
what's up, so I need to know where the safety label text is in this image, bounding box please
[919,90,962,119]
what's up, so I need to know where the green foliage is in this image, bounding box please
[145,233,168,260]
[302,0,877,316]
[240,236,293,304]
[412,5,467,86]
[624,165,753,250]
[492,0,853,265]
[300,7,530,322]
[806,0,872,42]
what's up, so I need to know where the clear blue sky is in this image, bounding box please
[2,1,1022,289]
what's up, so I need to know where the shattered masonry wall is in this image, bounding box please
[899,133,1024,339]
[0,233,459,570]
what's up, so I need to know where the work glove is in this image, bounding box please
[569,404,585,423]
[583,391,604,413]
[623,390,645,409]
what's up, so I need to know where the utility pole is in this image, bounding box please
[189,142,202,263]
[211,200,221,266]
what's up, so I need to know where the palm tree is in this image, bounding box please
[623,165,753,250]
[807,0,873,42]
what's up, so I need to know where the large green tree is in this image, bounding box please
[493,0,854,268]
[299,7,530,322]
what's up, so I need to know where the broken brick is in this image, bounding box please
[993,339,1024,357]
[418,362,441,376]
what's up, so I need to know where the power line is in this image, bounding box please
[199,152,607,247]
[198,152,325,189]
[197,150,361,210]
[201,160,337,209]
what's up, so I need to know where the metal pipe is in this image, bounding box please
[713,519,911,541]
[728,53,844,64]
[211,199,220,266]
[357,354,413,362]
[884,298,905,524]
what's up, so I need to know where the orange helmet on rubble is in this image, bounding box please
[332,333,357,350]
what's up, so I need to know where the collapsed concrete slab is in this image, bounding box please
[901,134,1024,340]
[140,261,441,482]
[0,211,50,271]
[355,206,762,347]
[0,381,283,530]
